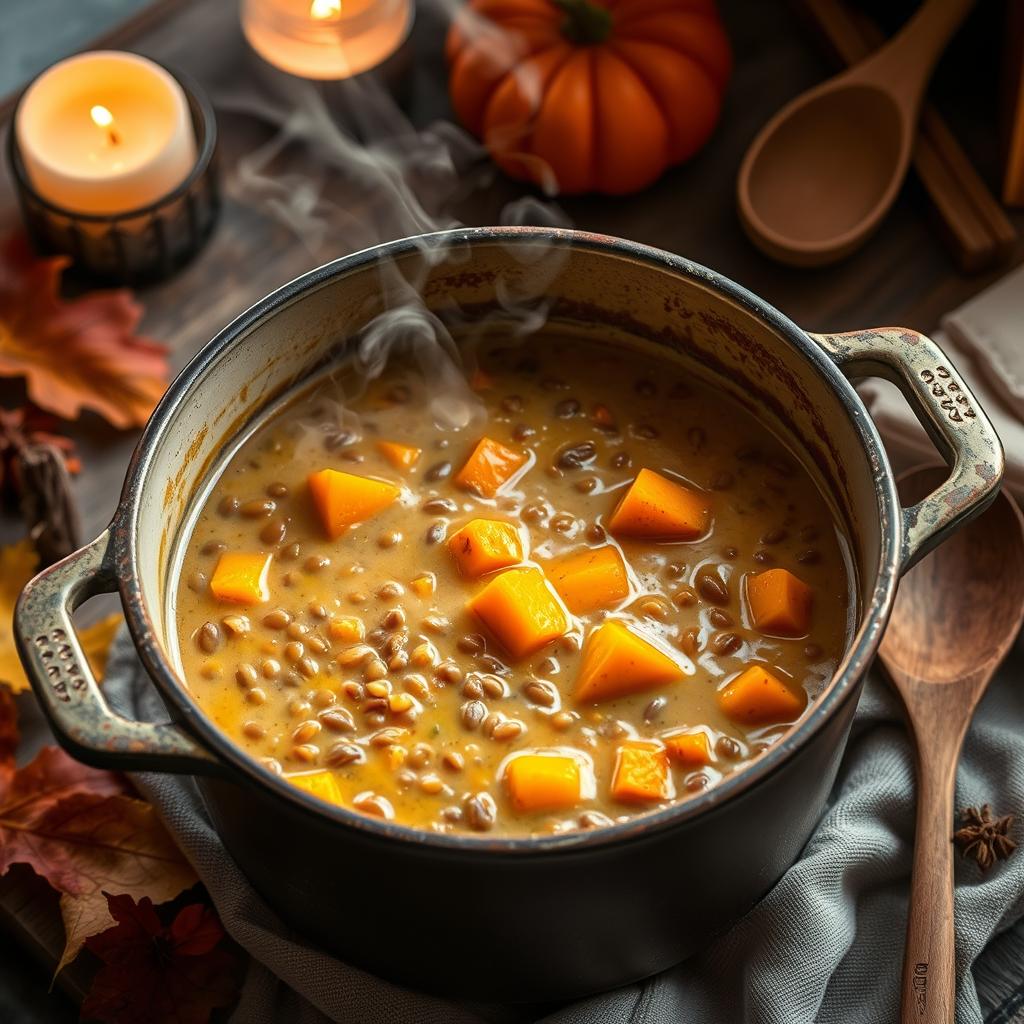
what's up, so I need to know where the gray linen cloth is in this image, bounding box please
[104,629,1024,1024]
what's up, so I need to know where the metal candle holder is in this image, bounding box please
[6,68,219,286]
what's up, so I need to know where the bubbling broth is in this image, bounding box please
[175,336,853,836]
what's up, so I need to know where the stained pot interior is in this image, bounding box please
[134,233,882,747]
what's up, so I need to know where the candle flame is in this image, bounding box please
[90,104,121,146]
[90,105,114,128]
[310,0,341,20]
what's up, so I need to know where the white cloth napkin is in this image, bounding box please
[865,264,1024,496]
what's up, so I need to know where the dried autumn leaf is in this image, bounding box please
[0,538,38,694]
[0,739,196,973]
[0,686,17,792]
[0,235,170,429]
[0,532,199,981]
[0,535,123,694]
[82,894,242,1024]
[54,794,198,973]
[0,406,80,495]
[79,612,124,681]
[0,746,129,878]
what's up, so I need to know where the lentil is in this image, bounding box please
[263,609,292,630]
[425,461,452,481]
[235,664,258,689]
[221,614,250,637]
[320,708,355,732]
[465,792,497,831]
[195,622,221,654]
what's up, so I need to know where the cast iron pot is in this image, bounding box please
[15,228,1003,1002]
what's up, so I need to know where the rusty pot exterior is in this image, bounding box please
[15,229,1003,1001]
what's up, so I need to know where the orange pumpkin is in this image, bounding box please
[446,0,732,195]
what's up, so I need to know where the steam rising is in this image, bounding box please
[218,12,570,434]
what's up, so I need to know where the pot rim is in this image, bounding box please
[113,226,899,854]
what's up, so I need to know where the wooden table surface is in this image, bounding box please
[0,0,1020,1020]
[0,0,1018,549]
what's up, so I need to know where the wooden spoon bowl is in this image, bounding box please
[739,83,906,264]
[737,0,977,266]
[883,467,1024,685]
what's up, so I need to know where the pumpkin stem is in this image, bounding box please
[552,0,613,45]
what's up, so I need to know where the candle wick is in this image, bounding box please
[107,127,121,146]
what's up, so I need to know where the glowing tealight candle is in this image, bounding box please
[242,0,413,80]
[15,51,197,216]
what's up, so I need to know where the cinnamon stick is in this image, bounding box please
[799,0,1017,272]
[1003,0,1024,205]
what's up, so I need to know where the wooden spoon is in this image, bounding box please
[879,466,1024,1024]
[737,0,976,266]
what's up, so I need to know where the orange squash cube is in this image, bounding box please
[545,545,630,614]
[308,468,400,539]
[719,666,806,725]
[209,552,273,605]
[288,771,343,804]
[608,468,711,540]
[454,436,526,498]
[505,754,581,813]
[467,567,568,659]
[745,568,813,637]
[574,620,683,703]
[375,440,421,470]
[409,572,436,598]
[664,730,712,767]
[611,742,672,803]
[448,518,523,577]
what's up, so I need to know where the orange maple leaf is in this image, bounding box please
[0,538,40,694]
[0,235,170,429]
[0,537,123,694]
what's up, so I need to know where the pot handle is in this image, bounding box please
[810,328,1004,570]
[15,530,218,774]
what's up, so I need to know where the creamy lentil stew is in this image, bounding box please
[175,338,853,836]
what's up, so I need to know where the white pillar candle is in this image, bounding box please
[15,51,197,216]
[242,0,413,81]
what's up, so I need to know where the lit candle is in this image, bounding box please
[242,0,413,80]
[15,51,197,216]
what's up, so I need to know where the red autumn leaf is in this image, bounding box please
[170,902,225,956]
[82,893,242,1024]
[0,745,130,883]
[0,741,198,972]
[0,234,170,429]
[51,792,199,972]
[0,686,17,792]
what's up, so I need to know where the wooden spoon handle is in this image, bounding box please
[865,0,977,111]
[901,731,961,1023]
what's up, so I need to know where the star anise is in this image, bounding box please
[953,804,1017,872]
